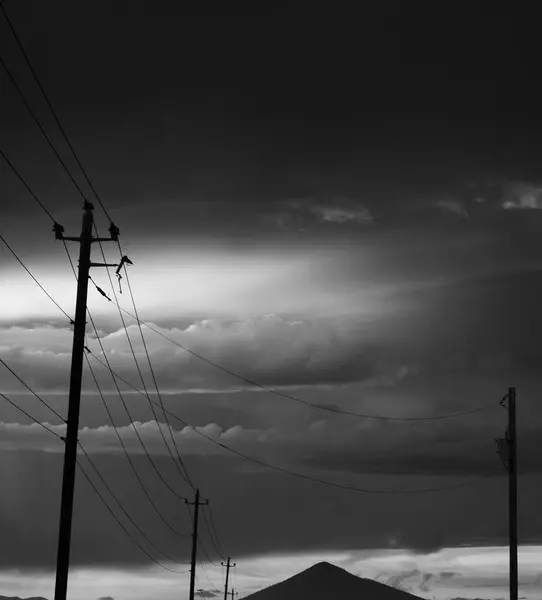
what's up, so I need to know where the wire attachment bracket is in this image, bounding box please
[115,255,133,294]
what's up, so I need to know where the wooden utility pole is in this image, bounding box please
[186,489,208,600]
[221,557,236,600]
[508,387,518,600]
[53,202,119,600]
[227,590,238,599]
[496,387,518,600]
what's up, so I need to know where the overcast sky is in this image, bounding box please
[1,3,542,600]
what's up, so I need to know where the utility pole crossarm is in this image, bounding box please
[89,262,119,268]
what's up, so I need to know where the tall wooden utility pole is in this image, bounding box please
[186,489,208,600]
[227,590,238,599]
[508,387,518,600]
[496,387,518,600]
[53,202,119,600]
[221,557,236,600]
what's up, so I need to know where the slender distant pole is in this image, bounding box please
[187,489,208,600]
[222,556,235,600]
[508,387,518,600]
[53,202,94,600]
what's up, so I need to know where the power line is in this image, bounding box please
[0,391,64,438]
[0,232,73,322]
[88,352,500,495]
[198,558,221,592]
[60,232,192,501]
[0,390,186,572]
[0,51,89,203]
[78,442,190,562]
[88,239,193,489]
[1,213,499,495]
[199,537,221,567]
[85,310,189,501]
[84,354,190,538]
[0,299,190,569]
[118,255,194,487]
[0,147,56,222]
[201,507,226,561]
[99,298,495,422]
[0,2,112,221]
[76,457,189,574]
[0,357,66,421]
[4,212,191,505]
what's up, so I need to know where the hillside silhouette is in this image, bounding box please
[243,561,420,599]
[0,597,48,600]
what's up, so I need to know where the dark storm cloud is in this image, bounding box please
[0,315,381,393]
[3,0,542,582]
[1,448,540,570]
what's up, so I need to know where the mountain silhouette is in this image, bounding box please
[0,597,48,600]
[242,561,420,599]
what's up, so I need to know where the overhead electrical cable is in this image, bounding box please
[0,391,64,438]
[0,390,187,572]
[88,352,501,495]
[0,233,73,322]
[1,196,193,504]
[201,507,226,561]
[77,459,189,574]
[199,538,221,568]
[117,256,195,487]
[0,357,66,421]
[84,309,189,501]
[78,442,190,560]
[0,52,89,202]
[2,210,499,495]
[0,2,112,220]
[84,354,190,537]
[0,148,56,222]
[60,233,192,499]
[91,232,194,489]
[98,297,496,422]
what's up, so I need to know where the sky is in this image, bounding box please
[1,3,542,600]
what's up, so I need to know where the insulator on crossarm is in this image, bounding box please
[109,222,120,241]
[53,222,65,240]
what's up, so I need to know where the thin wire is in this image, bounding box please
[121,256,194,488]
[199,538,221,567]
[76,458,189,573]
[104,299,495,422]
[0,391,64,438]
[0,233,73,322]
[62,239,78,279]
[0,52,89,202]
[198,558,221,591]
[85,311,188,501]
[0,3,113,220]
[78,442,190,560]
[62,227,190,502]
[84,354,190,537]
[0,148,56,222]
[202,508,226,561]
[0,357,66,421]
[90,231,193,488]
[88,352,500,495]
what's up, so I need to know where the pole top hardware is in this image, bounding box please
[108,222,120,241]
[53,222,65,240]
